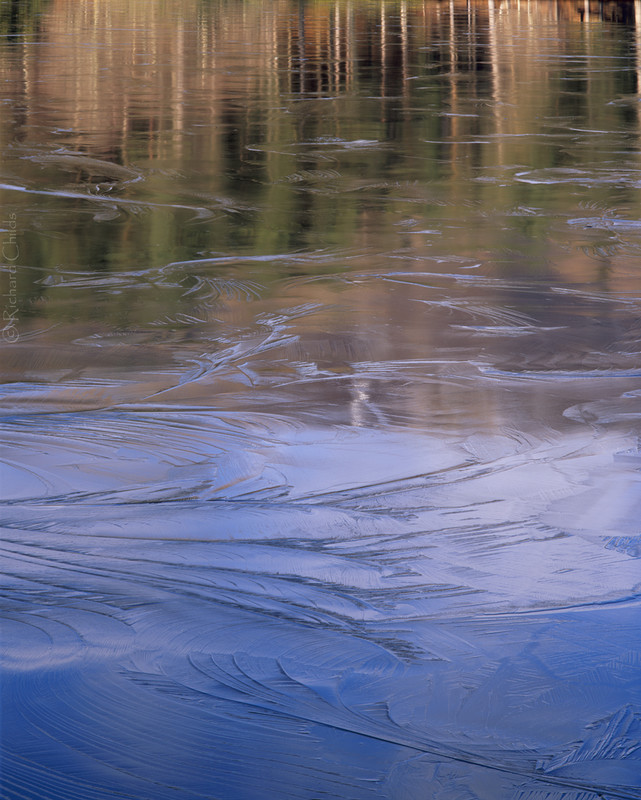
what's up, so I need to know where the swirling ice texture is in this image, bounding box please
[3,1,641,795]
[3,268,641,800]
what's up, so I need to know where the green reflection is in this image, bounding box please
[0,0,49,37]
[1,0,641,332]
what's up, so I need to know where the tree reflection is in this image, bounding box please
[2,0,641,329]
[0,0,47,37]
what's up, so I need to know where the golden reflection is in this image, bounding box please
[1,1,638,152]
[1,1,640,312]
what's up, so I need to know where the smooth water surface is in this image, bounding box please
[1,1,641,798]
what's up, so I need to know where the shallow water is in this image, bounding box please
[1,1,641,798]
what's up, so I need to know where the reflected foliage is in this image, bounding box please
[0,0,48,37]
[1,0,641,329]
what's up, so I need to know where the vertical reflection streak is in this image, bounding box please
[401,0,408,89]
[346,0,351,92]
[298,1,306,94]
[381,2,387,99]
[487,0,505,165]
[333,2,340,94]
[636,0,641,100]
[172,22,185,159]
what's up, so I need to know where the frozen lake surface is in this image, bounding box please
[1,1,641,798]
